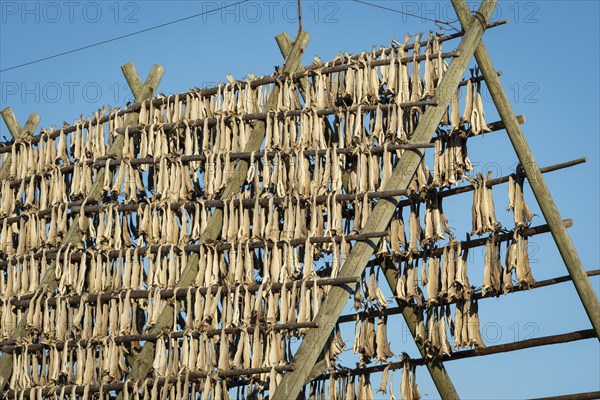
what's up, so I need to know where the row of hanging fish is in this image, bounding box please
[395,240,471,307]
[10,363,424,400]
[387,193,451,257]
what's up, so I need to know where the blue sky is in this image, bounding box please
[1,0,599,398]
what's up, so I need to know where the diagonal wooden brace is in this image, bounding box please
[271,1,498,398]
[452,0,600,340]
[0,108,40,180]
[0,64,164,391]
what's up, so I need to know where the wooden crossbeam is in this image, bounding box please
[0,64,164,391]
[115,32,311,398]
[0,108,40,181]
[310,328,595,380]
[271,1,498,398]
[452,0,600,340]
[529,391,600,400]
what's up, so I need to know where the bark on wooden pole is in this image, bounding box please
[0,64,164,391]
[116,32,311,397]
[271,1,498,398]
[452,0,600,340]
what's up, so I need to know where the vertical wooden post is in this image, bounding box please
[116,32,311,398]
[271,1,498,398]
[0,108,40,180]
[0,65,164,391]
[452,0,600,339]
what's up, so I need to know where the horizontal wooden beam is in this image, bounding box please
[529,391,600,400]
[311,329,595,379]
[339,268,599,324]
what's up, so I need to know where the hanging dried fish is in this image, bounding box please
[515,230,534,288]
[467,299,486,348]
[470,68,491,135]
[407,203,422,254]
[462,79,473,124]
[507,170,534,229]
[375,316,394,362]
[482,237,502,296]
[400,361,411,399]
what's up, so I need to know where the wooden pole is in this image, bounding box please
[121,63,144,99]
[0,64,164,391]
[4,365,297,399]
[0,108,40,180]
[452,0,600,340]
[311,329,595,378]
[116,32,311,398]
[0,322,320,353]
[529,391,600,400]
[339,269,600,324]
[271,1,498,398]
[6,276,361,310]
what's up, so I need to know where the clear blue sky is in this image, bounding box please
[1,1,599,398]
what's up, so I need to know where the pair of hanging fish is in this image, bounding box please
[352,315,394,365]
[481,169,535,295]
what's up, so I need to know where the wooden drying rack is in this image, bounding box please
[0,0,597,398]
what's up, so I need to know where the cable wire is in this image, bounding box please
[0,0,250,73]
[352,0,460,32]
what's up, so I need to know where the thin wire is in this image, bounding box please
[352,0,460,32]
[0,0,250,73]
[297,0,303,35]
